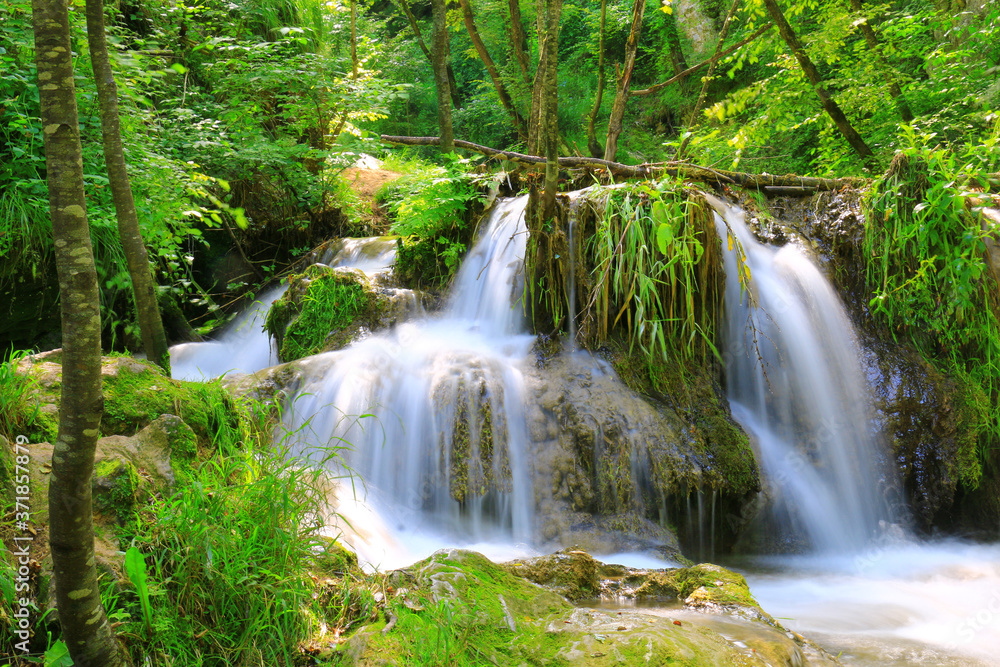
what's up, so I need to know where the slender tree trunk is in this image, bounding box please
[848,0,913,122]
[664,12,688,75]
[431,0,454,153]
[33,0,124,664]
[526,0,549,156]
[586,0,607,158]
[603,0,645,162]
[400,0,461,107]
[350,0,358,77]
[540,0,563,220]
[761,0,877,165]
[85,0,171,373]
[458,0,526,138]
[677,0,740,157]
[507,0,532,84]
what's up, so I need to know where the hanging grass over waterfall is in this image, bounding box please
[864,126,1000,487]
[526,179,725,366]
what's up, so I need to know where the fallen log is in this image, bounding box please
[379,135,864,192]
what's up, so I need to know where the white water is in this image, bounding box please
[744,541,1000,666]
[711,196,893,554]
[282,196,537,548]
[169,237,398,380]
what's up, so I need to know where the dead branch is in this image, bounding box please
[379,135,863,191]
[632,23,774,97]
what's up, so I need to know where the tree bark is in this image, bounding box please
[761,0,877,166]
[431,0,454,153]
[603,0,645,162]
[586,0,607,158]
[33,0,124,663]
[350,0,358,77]
[848,0,913,122]
[663,12,689,76]
[507,0,532,85]
[400,0,461,107]
[380,135,863,191]
[458,0,527,138]
[677,0,741,157]
[539,0,563,220]
[85,0,171,373]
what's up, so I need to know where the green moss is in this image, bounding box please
[343,550,778,666]
[502,550,601,601]
[93,458,142,521]
[265,267,379,362]
[442,376,511,503]
[100,358,239,451]
[607,338,759,498]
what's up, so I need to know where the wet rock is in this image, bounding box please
[521,344,760,557]
[340,549,841,666]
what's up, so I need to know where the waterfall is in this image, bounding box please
[710,195,893,553]
[282,196,536,543]
[169,237,398,381]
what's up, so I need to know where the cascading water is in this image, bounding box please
[709,195,894,553]
[282,196,536,547]
[169,237,399,381]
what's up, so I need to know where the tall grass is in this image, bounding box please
[115,390,358,666]
[583,180,724,363]
[864,125,1000,487]
[0,350,40,443]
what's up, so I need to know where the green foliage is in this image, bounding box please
[0,351,40,443]
[381,155,486,288]
[584,179,723,362]
[124,547,153,637]
[864,126,1000,486]
[116,399,342,665]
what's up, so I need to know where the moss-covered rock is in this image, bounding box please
[337,549,838,667]
[15,351,239,448]
[265,265,388,362]
[522,342,759,558]
[93,457,142,520]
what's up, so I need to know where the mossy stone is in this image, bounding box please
[265,265,384,362]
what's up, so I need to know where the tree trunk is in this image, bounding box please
[350,0,358,77]
[85,0,171,374]
[381,134,864,191]
[677,0,740,157]
[540,0,563,220]
[848,0,913,122]
[507,0,532,84]
[761,0,877,166]
[664,12,689,75]
[32,0,124,663]
[586,0,607,158]
[603,0,645,162]
[431,0,454,153]
[526,0,550,157]
[400,0,461,107]
[458,0,526,138]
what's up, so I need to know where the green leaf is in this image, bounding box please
[125,547,153,636]
[44,640,73,667]
[656,223,673,255]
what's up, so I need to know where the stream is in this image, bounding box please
[170,191,1000,666]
